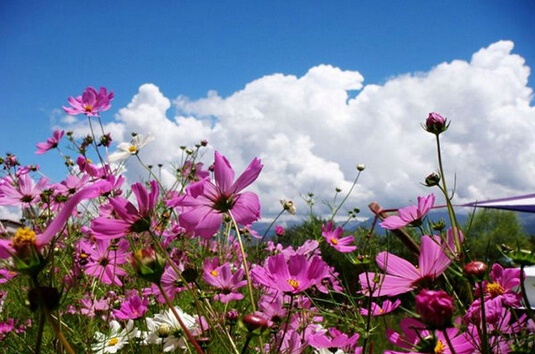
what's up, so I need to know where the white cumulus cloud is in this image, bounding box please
[99,40,534,220]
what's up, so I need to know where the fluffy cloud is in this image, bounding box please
[101,40,535,219]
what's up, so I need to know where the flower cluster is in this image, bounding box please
[0,87,532,354]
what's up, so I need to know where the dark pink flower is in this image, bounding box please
[167,151,263,238]
[415,289,454,329]
[202,258,247,303]
[35,130,64,155]
[80,238,129,286]
[424,112,449,135]
[63,87,114,117]
[275,225,285,237]
[321,221,357,253]
[359,235,451,297]
[387,318,474,354]
[91,180,159,240]
[113,293,148,320]
[251,253,328,295]
[360,298,401,317]
[380,194,435,229]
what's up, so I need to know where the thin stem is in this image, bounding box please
[229,212,257,313]
[477,280,491,354]
[442,329,457,354]
[258,208,285,246]
[330,170,362,222]
[157,283,205,354]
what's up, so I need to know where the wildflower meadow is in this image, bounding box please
[0,86,534,353]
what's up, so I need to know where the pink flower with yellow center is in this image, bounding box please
[63,87,114,117]
[321,221,357,253]
[251,253,328,295]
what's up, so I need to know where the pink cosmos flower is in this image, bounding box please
[167,151,263,238]
[308,327,360,353]
[63,87,114,117]
[359,235,451,297]
[35,130,64,155]
[360,298,401,317]
[91,180,159,240]
[386,318,474,354]
[251,253,328,295]
[380,194,435,230]
[275,225,285,237]
[321,221,357,253]
[0,173,49,207]
[113,293,148,320]
[465,263,522,324]
[0,181,107,260]
[202,258,247,303]
[80,238,129,286]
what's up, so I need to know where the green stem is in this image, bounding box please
[330,170,362,222]
[258,208,285,246]
[229,212,257,313]
[157,282,205,354]
[477,281,491,354]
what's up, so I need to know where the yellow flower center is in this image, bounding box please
[210,270,219,277]
[330,238,338,245]
[435,339,446,354]
[486,282,505,297]
[107,337,119,346]
[84,105,93,113]
[128,145,138,153]
[287,279,300,290]
[12,227,37,250]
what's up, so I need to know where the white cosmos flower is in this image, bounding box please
[145,306,198,352]
[92,320,139,354]
[108,134,155,162]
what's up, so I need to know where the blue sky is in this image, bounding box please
[1,1,534,220]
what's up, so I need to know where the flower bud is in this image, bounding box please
[424,112,449,135]
[356,164,366,171]
[275,225,285,237]
[241,313,269,334]
[415,289,454,329]
[463,261,488,281]
[280,199,296,215]
[129,248,165,284]
[424,172,441,187]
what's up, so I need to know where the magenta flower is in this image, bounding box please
[251,253,327,295]
[91,180,159,240]
[62,86,114,117]
[202,258,247,303]
[465,263,523,324]
[275,225,285,237]
[359,235,451,297]
[424,111,449,135]
[167,151,263,238]
[380,194,435,230]
[386,318,474,354]
[360,298,401,317]
[308,327,360,353]
[113,293,148,320]
[321,221,357,253]
[415,289,454,329]
[35,130,64,155]
[80,238,129,286]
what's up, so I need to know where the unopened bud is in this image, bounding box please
[463,261,488,280]
[356,164,366,171]
[425,173,441,187]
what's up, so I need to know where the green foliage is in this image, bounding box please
[463,209,531,265]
